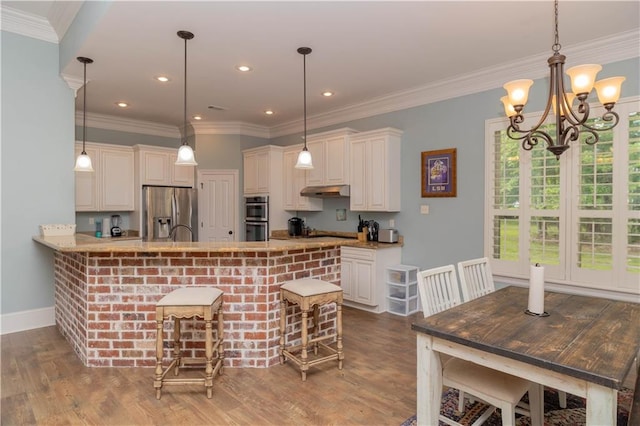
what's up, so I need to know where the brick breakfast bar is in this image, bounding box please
[33,234,379,369]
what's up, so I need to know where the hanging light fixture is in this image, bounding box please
[175,30,197,166]
[74,56,95,172]
[295,47,314,169]
[501,0,625,159]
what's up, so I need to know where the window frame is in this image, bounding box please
[484,96,640,297]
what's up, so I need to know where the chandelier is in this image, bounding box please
[501,0,625,159]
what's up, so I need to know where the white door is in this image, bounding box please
[198,170,238,242]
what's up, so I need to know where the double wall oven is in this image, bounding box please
[244,196,269,241]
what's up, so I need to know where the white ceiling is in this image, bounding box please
[3,1,639,137]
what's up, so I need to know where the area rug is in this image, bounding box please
[401,387,633,426]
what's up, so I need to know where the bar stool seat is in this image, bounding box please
[279,279,344,381]
[153,287,224,399]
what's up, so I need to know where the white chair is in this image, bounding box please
[418,265,542,426]
[457,257,567,409]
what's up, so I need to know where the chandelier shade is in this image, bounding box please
[295,47,314,170]
[74,56,95,172]
[175,30,197,166]
[501,0,625,159]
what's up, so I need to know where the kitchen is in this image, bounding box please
[2,1,640,423]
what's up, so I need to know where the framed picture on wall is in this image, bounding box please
[421,148,457,197]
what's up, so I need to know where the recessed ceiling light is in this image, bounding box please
[155,76,170,82]
[116,102,129,108]
[192,115,202,120]
[322,91,334,97]
[236,65,252,72]
[264,110,274,115]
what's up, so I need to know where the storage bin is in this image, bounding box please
[388,282,417,300]
[386,265,418,285]
[387,296,418,316]
[39,224,76,237]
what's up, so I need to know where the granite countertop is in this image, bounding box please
[33,230,402,253]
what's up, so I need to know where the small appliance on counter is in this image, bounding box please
[378,228,399,243]
[110,214,123,237]
[102,216,111,238]
[288,217,304,237]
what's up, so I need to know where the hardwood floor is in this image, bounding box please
[1,307,422,425]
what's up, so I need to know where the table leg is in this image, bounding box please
[585,383,617,426]
[416,334,442,426]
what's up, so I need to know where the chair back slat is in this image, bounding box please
[417,265,462,317]
[457,257,495,302]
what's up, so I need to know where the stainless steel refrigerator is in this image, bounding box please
[142,185,198,242]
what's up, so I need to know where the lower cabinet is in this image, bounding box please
[341,246,401,313]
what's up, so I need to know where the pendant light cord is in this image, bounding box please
[82,60,87,154]
[183,35,188,146]
[303,52,307,148]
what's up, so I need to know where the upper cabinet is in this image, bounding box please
[349,128,403,212]
[134,145,195,188]
[75,142,135,212]
[306,128,357,186]
[242,145,283,195]
[282,145,322,211]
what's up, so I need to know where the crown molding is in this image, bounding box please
[61,73,85,96]
[75,112,180,138]
[191,122,271,139]
[0,5,58,43]
[270,30,640,138]
[47,1,83,42]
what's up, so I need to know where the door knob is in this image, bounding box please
[228,230,233,235]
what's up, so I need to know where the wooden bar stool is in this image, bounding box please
[153,287,224,399]
[279,279,344,381]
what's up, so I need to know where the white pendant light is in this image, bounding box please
[295,47,313,170]
[74,57,95,172]
[175,30,197,166]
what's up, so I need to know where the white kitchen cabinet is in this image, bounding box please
[242,145,288,232]
[134,145,195,187]
[306,128,356,186]
[75,142,135,212]
[349,128,402,212]
[282,145,322,211]
[341,246,401,313]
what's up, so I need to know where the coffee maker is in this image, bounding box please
[110,214,123,237]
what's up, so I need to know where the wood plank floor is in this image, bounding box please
[1,307,422,425]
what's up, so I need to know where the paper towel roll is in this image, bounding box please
[102,217,111,238]
[528,263,545,314]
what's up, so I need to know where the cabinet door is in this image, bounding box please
[75,145,99,211]
[141,151,170,185]
[306,139,325,186]
[349,139,367,211]
[341,258,354,300]
[282,149,298,210]
[170,153,195,187]
[353,259,375,305]
[325,136,348,185]
[254,150,270,193]
[367,137,388,210]
[100,148,135,211]
[243,153,257,194]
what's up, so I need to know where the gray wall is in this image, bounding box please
[1,20,638,317]
[1,31,76,314]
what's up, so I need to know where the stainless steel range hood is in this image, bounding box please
[300,185,350,198]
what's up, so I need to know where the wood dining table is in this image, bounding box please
[412,286,640,426]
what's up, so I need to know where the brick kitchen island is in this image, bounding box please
[33,235,367,369]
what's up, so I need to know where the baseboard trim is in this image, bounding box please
[1,306,55,335]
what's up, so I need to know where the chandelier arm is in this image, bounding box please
[579,110,620,133]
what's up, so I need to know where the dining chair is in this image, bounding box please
[457,256,567,409]
[418,264,542,426]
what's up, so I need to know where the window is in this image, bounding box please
[485,97,640,295]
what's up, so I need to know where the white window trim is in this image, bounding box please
[484,96,640,300]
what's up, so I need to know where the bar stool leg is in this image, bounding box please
[173,318,181,376]
[312,305,319,355]
[217,306,225,375]
[279,294,286,364]
[337,302,344,369]
[204,318,213,399]
[301,309,309,381]
[154,311,164,400]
